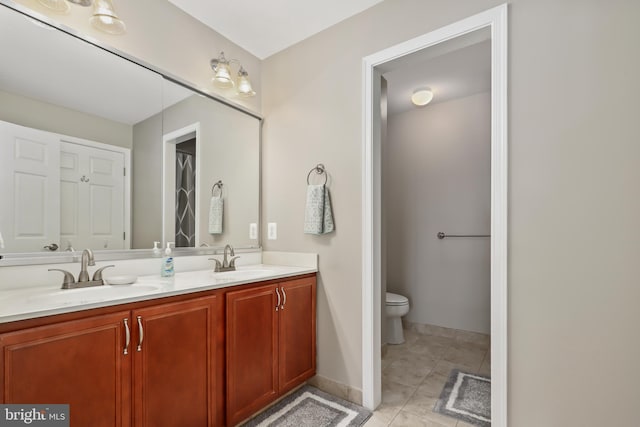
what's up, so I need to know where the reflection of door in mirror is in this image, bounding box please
[60,141,126,251]
[0,120,130,253]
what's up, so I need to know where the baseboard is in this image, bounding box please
[307,375,363,405]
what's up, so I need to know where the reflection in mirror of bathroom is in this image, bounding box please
[0,4,262,260]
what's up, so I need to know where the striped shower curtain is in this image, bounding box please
[175,152,195,247]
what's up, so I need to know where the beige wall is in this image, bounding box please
[9,0,261,113]
[0,89,132,148]
[262,0,640,425]
[386,92,491,334]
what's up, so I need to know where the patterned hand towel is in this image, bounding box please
[304,184,334,234]
[208,195,223,234]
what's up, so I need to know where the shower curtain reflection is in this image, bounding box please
[175,145,196,247]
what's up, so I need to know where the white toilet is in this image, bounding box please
[385,292,410,344]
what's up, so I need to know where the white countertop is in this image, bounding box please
[0,264,316,324]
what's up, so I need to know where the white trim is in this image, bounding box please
[361,5,508,427]
[59,135,132,250]
[162,123,201,247]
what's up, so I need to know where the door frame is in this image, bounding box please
[162,122,202,247]
[361,4,508,426]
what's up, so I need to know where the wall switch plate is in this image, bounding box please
[267,223,277,240]
[249,223,258,240]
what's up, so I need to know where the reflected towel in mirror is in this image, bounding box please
[209,195,223,234]
[304,184,334,235]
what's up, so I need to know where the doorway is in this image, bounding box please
[361,4,508,426]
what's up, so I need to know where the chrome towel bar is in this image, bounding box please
[437,232,490,239]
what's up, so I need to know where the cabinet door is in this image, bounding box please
[132,295,220,427]
[226,284,278,426]
[0,312,131,427]
[278,276,317,393]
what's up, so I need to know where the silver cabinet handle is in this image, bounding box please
[136,316,144,351]
[281,287,286,310]
[123,318,130,355]
[275,287,281,312]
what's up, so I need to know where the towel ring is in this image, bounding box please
[307,164,327,185]
[211,180,223,196]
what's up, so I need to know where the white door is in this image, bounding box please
[60,141,125,250]
[0,120,60,253]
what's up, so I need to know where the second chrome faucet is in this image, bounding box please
[210,244,240,272]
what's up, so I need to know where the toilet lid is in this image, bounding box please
[386,292,408,306]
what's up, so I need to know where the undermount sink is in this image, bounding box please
[25,284,163,306]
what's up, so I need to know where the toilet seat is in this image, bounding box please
[386,292,408,306]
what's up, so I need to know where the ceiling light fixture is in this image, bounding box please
[37,0,70,13]
[411,88,434,106]
[67,0,92,6]
[90,0,126,35]
[210,51,256,97]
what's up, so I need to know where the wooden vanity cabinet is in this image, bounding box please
[226,275,316,426]
[132,295,221,427]
[0,294,222,427]
[0,311,132,427]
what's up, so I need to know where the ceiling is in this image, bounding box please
[167,0,384,59]
[384,40,491,116]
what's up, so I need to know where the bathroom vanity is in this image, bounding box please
[0,267,316,427]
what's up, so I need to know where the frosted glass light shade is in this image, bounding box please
[90,0,126,35]
[68,0,92,6]
[37,0,70,13]
[411,88,434,106]
[236,70,256,97]
[212,63,234,89]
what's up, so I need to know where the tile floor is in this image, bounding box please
[364,324,490,427]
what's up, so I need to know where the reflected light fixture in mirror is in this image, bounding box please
[90,0,126,35]
[210,51,256,97]
[37,0,70,13]
[67,0,92,6]
[411,87,434,106]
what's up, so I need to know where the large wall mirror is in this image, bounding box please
[0,3,261,262]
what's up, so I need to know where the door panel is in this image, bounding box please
[0,120,60,252]
[0,312,131,427]
[60,141,125,250]
[226,285,279,426]
[279,277,316,393]
[133,296,218,427]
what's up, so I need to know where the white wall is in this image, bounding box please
[385,92,491,334]
[262,0,640,425]
[0,89,133,149]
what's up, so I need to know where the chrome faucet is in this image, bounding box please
[48,248,114,289]
[209,244,240,272]
[78,248,95,282]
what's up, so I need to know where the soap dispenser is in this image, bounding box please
[152,241,162,257]
[161,242,175,277]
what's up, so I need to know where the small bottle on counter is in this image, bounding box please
[161,242,175,277]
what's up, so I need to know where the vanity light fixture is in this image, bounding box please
[90,0,126,35]
[210,51,256,97]
[411,88,434,106]
[36,0,126,35]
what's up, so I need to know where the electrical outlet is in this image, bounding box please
[267,222,277,240]
[249,223,258,240]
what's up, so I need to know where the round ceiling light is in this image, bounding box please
[411,88,434,106]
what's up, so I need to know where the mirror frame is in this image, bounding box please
[0,0,263,266]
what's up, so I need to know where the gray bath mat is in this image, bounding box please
[434,369,491,426]
[241,385,371,427]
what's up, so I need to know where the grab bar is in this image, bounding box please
[437,232,490,239]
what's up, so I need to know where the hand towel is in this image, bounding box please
[208,195,223,234]
[304,184,335,235]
